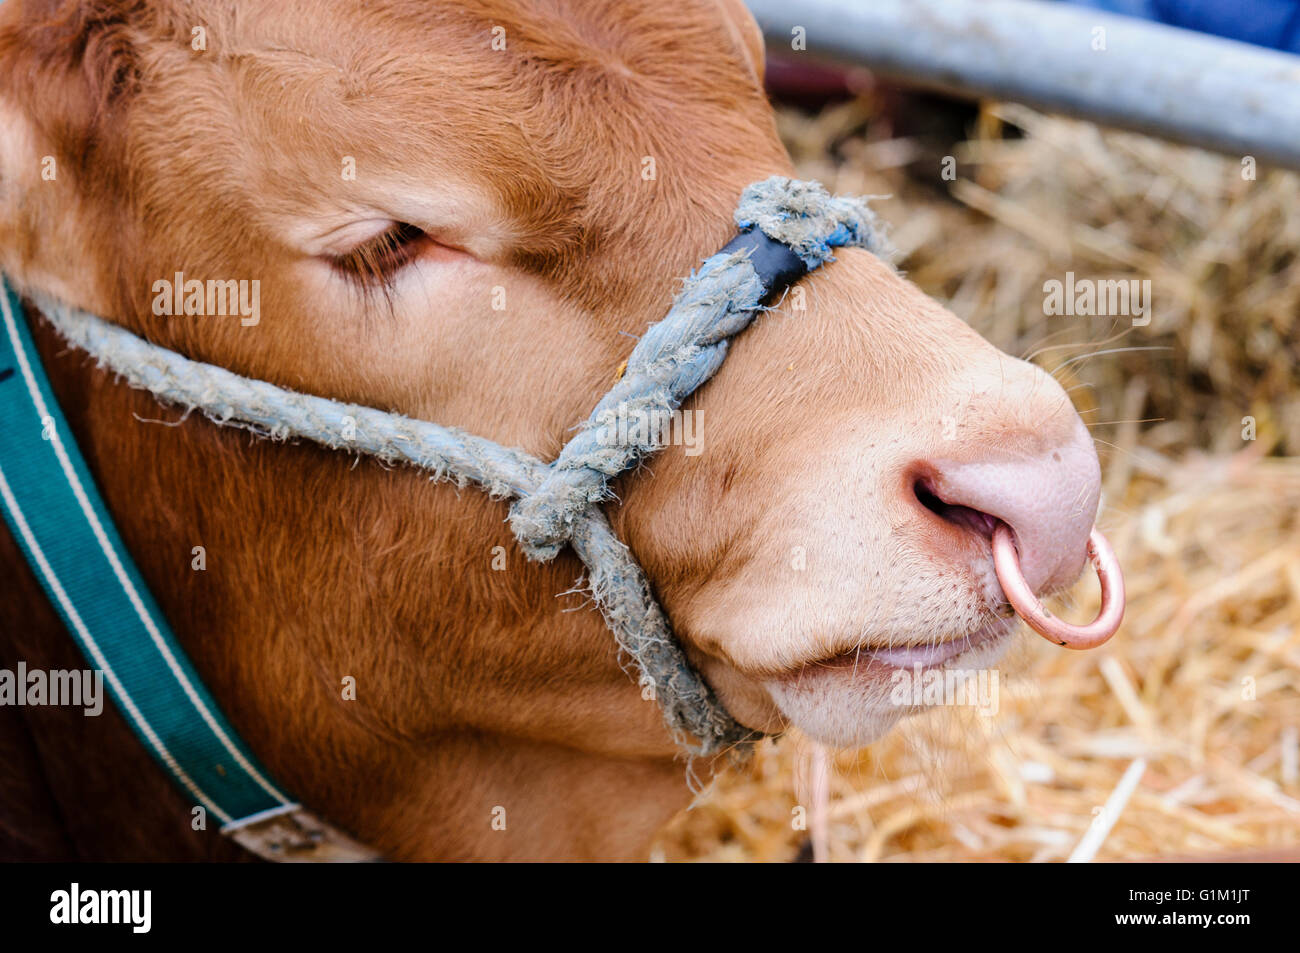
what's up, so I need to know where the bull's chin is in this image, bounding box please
[762,619,1017,749]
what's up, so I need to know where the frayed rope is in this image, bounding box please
[29,177,884,759]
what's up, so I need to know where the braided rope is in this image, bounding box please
[29,177,884,757]
[509,177,888,560]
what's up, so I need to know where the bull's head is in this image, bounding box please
[0,0,1100,778]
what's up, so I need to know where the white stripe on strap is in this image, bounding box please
[1,291,293,808]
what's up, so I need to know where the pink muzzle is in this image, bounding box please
[992,523,1125,650]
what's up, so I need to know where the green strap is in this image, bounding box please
[0,278,295,826]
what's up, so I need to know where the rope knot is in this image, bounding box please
[734,175,892,267]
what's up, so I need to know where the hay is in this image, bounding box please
[653,101,1300,862]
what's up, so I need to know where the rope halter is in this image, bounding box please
[29,177,889,758]
[508,177,890,561]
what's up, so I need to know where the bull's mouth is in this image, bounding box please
[805,617,1016,677]
[760,616,1019,748]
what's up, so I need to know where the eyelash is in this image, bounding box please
[329,222,427,288]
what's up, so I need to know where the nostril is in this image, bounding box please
[913,480,998,540]
[920,432,1102,595]
[913,480,945,517]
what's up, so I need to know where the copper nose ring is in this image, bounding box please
[992,523,1125,650]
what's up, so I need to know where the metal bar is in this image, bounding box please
[746,0,1300,170]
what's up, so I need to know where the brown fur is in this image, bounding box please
[0,0,1092,860]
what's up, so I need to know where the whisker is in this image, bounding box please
[1085,417,1164,428]
[1022,324,1137,364]
[1091,437,1147,465]
[1019,325,1089,362]
[1049,346,1171,373]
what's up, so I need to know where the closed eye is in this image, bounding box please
[328,221,430,288]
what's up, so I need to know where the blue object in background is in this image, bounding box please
[1064,0,1300,52]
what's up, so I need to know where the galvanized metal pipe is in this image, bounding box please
[746,0,1300,169]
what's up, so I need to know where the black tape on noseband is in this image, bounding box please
[718,228,809,300]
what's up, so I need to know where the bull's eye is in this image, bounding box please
[329,221,428,287]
